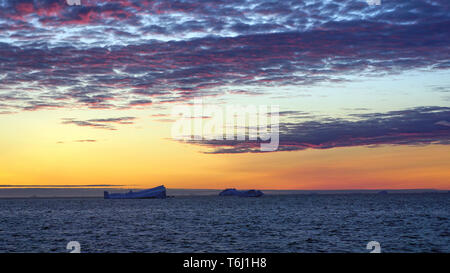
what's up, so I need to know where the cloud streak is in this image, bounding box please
[185,106,450,153]
[62,116,136,130]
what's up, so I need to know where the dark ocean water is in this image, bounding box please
[0,193,448,253]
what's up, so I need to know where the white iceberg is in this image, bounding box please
[104,185,166,199]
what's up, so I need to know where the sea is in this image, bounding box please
[0,193,448,253]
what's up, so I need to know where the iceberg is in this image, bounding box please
[104,185,166,199]
[219,188,264,197]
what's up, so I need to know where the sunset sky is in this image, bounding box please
[0,0,449,190]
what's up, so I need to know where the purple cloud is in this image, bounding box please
[62,116,136,130]
[184,106,450,153]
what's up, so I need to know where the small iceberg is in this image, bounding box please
[219,188,264,197]
[104,185,166,199]
[377,190,388,195]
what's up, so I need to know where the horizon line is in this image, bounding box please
[0,186,448,191]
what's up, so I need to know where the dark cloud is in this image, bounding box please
[62,117,136,130]
[128,99,152,106]
[184,106,450,153]
[87,117,135,123]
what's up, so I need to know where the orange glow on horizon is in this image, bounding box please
[0,111,449,191]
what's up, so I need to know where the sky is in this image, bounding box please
[0,0,449,190]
